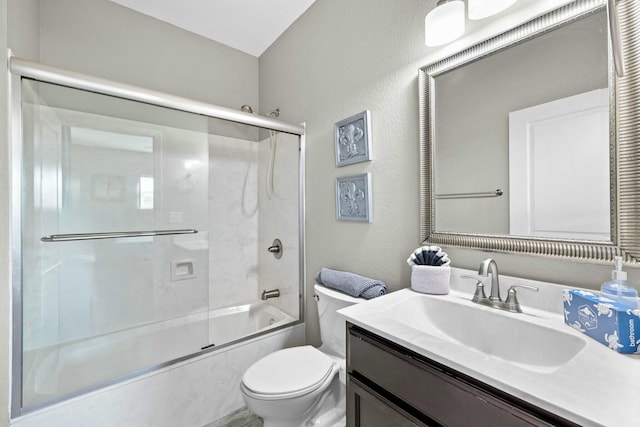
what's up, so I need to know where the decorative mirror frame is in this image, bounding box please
[419,0,640,263]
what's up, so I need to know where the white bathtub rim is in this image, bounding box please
[22,300,297,405]
[14,321,304,421]
[24,299,294,354]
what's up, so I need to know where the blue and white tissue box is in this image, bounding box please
[563,289,640,354]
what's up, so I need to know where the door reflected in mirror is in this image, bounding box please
[431,9,610,242]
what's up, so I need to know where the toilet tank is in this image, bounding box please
[314,284,364,358]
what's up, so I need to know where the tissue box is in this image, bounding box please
[411,265,450,295]
[563,289,640,354]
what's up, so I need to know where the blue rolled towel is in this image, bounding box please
[315,268,387,299]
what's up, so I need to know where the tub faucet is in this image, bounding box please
[261,289,280,300]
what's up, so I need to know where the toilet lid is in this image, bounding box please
[242,346,336,397]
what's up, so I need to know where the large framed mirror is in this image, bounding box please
[419,0,640,263]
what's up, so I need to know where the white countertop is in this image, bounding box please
[338,268,640,427]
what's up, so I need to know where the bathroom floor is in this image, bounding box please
[204,407,263,427]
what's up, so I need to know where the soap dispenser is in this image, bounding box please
[601,256,638,309]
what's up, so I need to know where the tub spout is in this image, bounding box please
[261,289,280,300]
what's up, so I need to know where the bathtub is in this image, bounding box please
[22,301,296,410]
[209,302,295,345]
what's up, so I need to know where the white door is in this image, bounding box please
[508,88,610,241]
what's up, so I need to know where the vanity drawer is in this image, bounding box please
[347,325,568,427]
[347,376,428,427]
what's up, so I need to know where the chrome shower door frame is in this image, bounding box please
[8,56,306,418]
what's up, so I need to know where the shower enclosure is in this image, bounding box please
[10,58,305,416]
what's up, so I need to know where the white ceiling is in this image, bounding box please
[109,0,317,57]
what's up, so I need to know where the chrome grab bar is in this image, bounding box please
[435,189,503,199]
[41,229,198,242]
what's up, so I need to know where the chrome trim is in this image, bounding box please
[9,49,24,419]
[467,259,540,313]
[608,0,625,76]
[261,289,281,300]
[615,0,640,260]
[478,258,503,303]
[40,229,198,242]
[267,238,283,259]
[418,0,640,263]
[298,124,307,326]
[9,57,305,136]
[503,284,539,313]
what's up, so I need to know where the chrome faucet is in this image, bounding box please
[462,258,539,313]
[478,258,502,304]
[261,289,280,300]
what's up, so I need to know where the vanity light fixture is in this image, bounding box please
[468,0,519,20]
[425,0,466,47]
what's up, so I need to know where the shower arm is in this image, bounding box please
[41,229,198,242]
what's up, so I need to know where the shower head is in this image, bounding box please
[240,105,281,118]
[269,109,280,118]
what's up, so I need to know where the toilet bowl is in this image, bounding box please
[240,284,364,427]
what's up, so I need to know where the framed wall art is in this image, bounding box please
[335,110,372,167]
[336,173,372,222]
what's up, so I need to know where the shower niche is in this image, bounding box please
[14,76,304,413]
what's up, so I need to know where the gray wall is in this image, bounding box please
[259,0,636,347]
[37,0,258,109]
[7,0,38,60]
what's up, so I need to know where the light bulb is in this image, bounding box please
[425,0,466,47]
[468,0,519,20]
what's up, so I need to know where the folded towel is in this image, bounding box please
[406,246,450,267]
[315,268,387,299]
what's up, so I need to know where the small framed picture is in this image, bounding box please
[335,110,372,167]
[336,173,372,222]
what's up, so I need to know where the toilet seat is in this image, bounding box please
[242,346,336,400]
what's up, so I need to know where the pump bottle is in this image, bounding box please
[601,256,638,309]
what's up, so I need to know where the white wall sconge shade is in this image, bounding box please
[468,0,519,20]
[425,0,466,47]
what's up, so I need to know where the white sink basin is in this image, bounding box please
[387,294,586,372]
[338,275,640,427]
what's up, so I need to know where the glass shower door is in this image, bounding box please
[20,80,210,409]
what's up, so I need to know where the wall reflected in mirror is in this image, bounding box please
[432,10,610,242]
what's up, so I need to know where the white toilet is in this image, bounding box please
[240,284,365,427]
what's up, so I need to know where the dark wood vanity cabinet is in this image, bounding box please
[346,323,578,427]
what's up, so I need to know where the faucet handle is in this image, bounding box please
[460,275,487,303]
[504,285,539,313]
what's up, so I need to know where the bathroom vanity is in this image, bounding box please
[346,324,575,426]
[339,268,640,427]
